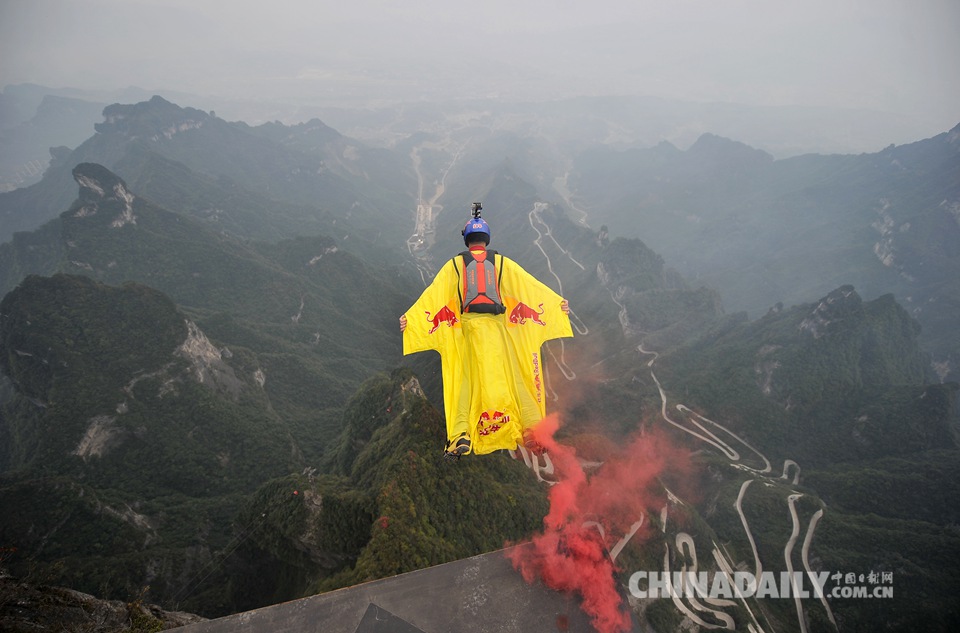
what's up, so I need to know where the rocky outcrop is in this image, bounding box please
[0,573,204,632]
[797,285,859,339]
[71,163,138,228]
[72,415,124,461]
[176,320,243,398]
[95,95,209,141]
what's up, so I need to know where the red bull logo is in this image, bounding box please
[425,306,459,333]
[477,410,509,436]
[509,301,546,326]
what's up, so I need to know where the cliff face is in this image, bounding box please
[0,573,204,633]
[96,95,210,141]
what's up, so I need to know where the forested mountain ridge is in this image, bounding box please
[1,163,414,458]
[0,162,414,614]
[640,284,959,632]
[0,96,416,250]
[0,95,957,631]
[0,154,735,620]
[660,285,954,464]
[569,123,960,382]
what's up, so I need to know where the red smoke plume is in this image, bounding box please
[510,414,690,633]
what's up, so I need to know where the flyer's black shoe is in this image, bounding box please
[443,434,472,462]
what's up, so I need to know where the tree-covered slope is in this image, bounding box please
[0,272,308,614]
[658,285,951,465]
[1,104,957,631]
[569,125,960,381]
[0,96,416,252]
[0,158,728,621]
[641,284,960,631]
[0,163,421,463]
[233,369,550,599]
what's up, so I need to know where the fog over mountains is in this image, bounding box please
[3,90,958,381]
[0,90,958,632]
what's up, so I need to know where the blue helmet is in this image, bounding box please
[462,217,490,246]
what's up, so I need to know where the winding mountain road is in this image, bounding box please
[642,323,827,631]
[526,202,585,384]
[407,139,465,283]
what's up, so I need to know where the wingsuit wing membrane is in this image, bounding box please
[403,254,572,455]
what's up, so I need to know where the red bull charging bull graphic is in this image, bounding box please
[509,301,547,326]
[425,305,459,333]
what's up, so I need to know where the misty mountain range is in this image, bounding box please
[0,91,958,632]
[1,82,943,193]
[4,91,956,382]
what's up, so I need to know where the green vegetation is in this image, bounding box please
[651,284,960,630]
[314,370,548,588]
[0,95,957,630]
[658,286,951,466]
[570,128,960,383]
[0,277,547,616]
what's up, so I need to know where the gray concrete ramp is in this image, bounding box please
[175,547,637,632]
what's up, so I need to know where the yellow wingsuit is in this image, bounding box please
[403,252,573,455]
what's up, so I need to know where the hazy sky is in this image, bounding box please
[2,0,958,128]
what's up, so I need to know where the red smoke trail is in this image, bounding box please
[510,414,690,633]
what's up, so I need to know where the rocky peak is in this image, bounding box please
[72,163,128,202]
[798,285,861,338]
[176,320,243,398]
[71,163,137,226]
[0,574,204,632]
[95,95,209,140]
